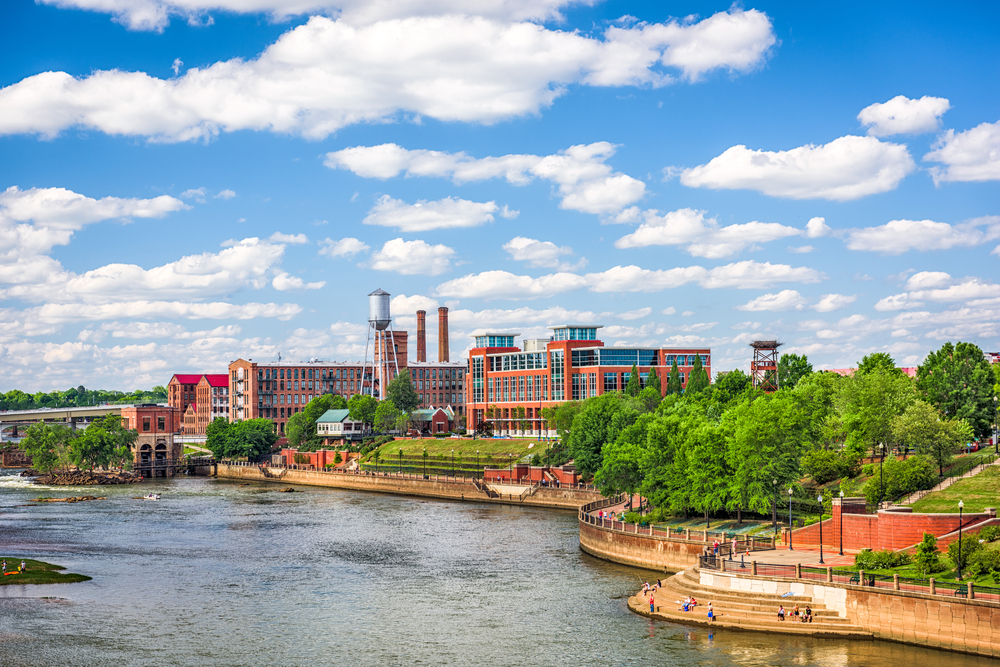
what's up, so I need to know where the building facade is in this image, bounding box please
[119,404,182,472]
[465,325,710,436]
[167,373,228,435]
[228,357,466,436]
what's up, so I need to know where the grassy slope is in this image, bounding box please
[0,558,91,586]
[373,437,551,461]
[910,465,1000,514]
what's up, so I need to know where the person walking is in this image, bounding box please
[20,560,25,573]
[649,593,655,613]
[777,605,785,621]
[707,602,715,622]
[730,537,737,560]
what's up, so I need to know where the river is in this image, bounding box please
[0,470,992,666]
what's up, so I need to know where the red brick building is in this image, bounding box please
[167,373,228,435]
[120,404,182,472]
[466,325,710,436]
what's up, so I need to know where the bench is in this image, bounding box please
[953,584,968,597]
[849,574,860,585]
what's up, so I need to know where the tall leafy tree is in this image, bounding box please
[687,355,710,394]
[686,417,729,525]
[893,400,967,475]
[286,394,348,450]
[21,422,76,473]
[646,368,662,395]
[568,393,630,476]
[711,369,751,404]
[835,367,917,458]
[374,400,403,432]
[348,394,378,426]
[666,359,683,395]
[857,352,901,376]
[778,353,813,389]
[71,415,137,471]
[386,369,420,413]
[625,364,640,396]
[916,341,996,440]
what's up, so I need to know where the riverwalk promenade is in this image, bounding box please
[213,461,601,510]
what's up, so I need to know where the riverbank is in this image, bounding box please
[0,558,91,586]
[214,462,600,509]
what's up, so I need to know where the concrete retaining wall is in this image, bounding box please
[701,568,1000,658]
[214,464,597,510]
[578,520,706,573]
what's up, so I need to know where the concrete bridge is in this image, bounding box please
[0,404,155,440]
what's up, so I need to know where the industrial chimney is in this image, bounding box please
[416,310,427,362]
[438,307,449,362]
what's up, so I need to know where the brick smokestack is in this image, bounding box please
[438,307,450,362]
[416,310,427,362]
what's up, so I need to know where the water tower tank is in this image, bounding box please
[368,288,391,330]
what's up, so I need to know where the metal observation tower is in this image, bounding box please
[361,288,400,400]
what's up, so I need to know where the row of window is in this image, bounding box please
[422,393,461,405]
[551,327,599,341]
[489,352,548,371]
[488,375,550,403]
[474,335,516,348]
[413,379,462,391]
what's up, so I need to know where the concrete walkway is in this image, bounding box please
[896,454,1000,505]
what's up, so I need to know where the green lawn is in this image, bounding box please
[910,466,1000,514]
[374,437,553,461]
[0,558,91,586]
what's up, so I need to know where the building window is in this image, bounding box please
[142,417,150,432]
[589,373,597,397]
[157,416,165,431]
[488,377,494,402]
[571,373,581,400]
[639,372,649,389]
[603,372,617,393]
[526,375,534,401]
[550,350,564,401]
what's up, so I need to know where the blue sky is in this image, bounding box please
[1,0,998,391]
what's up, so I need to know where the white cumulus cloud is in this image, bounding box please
[858,95,951,136]
[0,10,775,142]
[363,195,499,232]
[735,290,807,311]
[844,216,1000,254]
[369,238,455,276]
[805,217,831,238]
[875,273,1000,311]
[502,237,576,268]
[812,293,857,312]
[924,119,1000,184]
[319,237,369,257]
[613,207,800,258]
[327,141,646,216]
[272,271,325,291]
[269,232,309,244]
[678,135,916,201]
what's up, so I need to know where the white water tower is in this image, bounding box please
[361,288,400,400]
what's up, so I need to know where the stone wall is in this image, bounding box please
[701,568,1000,658]
[214,463,597,510]
[578,520,709,573]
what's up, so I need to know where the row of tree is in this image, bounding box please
[0,385,168,411]
[546,341,999,522]
[19,415,138,473]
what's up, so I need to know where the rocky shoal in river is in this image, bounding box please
[25,470,144,486]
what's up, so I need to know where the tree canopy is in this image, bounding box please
[348,394,378,426]
[386,369,420,413]
[667,359,683,395]
[687,355,710,394]
[206,418,277,461]
[778,353,813,389]
[917,341,995,440]
[286,394,348,450]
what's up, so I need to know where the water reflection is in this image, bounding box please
[0,471,993,667]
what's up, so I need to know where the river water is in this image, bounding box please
[0,470,992,667]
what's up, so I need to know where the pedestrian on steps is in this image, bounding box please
[777,605,785,621]
[707,602,715,622]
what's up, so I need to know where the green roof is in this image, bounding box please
[410,406,455,421]
[317,409,351,423]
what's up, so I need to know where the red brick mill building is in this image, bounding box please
[466,325,710,437]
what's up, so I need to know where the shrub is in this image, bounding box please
[977,525,1000,542]
[293,453,310,464]
[622,511,644,524]
[967,545,1000,578]
[861,455,935,505]
[854,548,911,571]
[915,533,945,574]
[862,463,875,477]
[947,536,983,571]
[802,450,852,484]
[530,454,542,466]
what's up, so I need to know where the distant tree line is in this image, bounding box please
[20,415,138,473]
[0,385,168,411]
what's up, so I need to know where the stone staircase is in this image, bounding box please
[630,568,872,638]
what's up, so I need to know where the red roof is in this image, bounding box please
[205,374,228,387]
[171,374,203,384]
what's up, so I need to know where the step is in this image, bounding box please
[657,585,843,620]
[665,575,815,604]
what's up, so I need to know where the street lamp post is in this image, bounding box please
[839,490,845,556]
[772,478,777,537]
[477,449,480,478]
[878,443,885,508]
[508,453,512,482]
[398,448,402,475]
[958,500,964,581]
[994,396,998,455]
[818,495,825,564]
[788,487,794,551]
[451,449,455,478]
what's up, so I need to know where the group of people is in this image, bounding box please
[1,559,26,576]
[776,604,812,623]
[597,510,617,521]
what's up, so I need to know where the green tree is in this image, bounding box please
[226,419,278,460]
[374,400,402,432]
[348,394,378,427]
[915,533,943,575]
[711,370,751,404]
[594,438,645,498]
[892,400,966,474]
[857,352,902,376]
[568,393,631,477]
[666,359,683,395]
[647,368,662,395]
[835,367,917,459]
[778,353,813,389]
[636,387,661,412]
[71,415,137,471]
[386,369,420,413]
[687,355,710,394]
[686,417,729,525]
[21,422,76,473]
[917,341,996,440]
[860,455,936,504]
[287,394,348,450]
[625,364,640,397]
[206,417,232,459]
[801,450,850,484]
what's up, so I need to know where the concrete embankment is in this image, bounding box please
[214,463,599,510]
[579,520,708,573]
